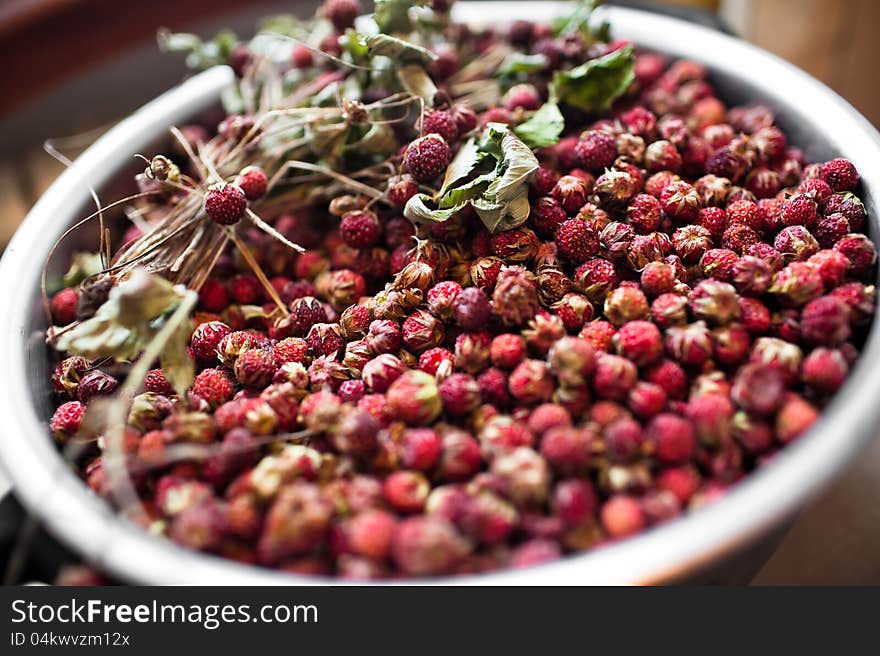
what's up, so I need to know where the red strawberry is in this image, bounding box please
[205,183,247,225]
[340,211,381,248]
[235,166,268,200]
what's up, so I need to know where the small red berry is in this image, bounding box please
[403,134,452,183]
[205,183,247,225]
[235,166,267,200]
[340,210,381,248]
[576,130,617,171]
[50,401,84,439]
[821,158,859,192]
[51,288,79,325]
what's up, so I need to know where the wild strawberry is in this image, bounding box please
[391,516,470,576]
[579,319,616,352]
[418,109,459,142]
[659,180,701,223]
[645,139,682,172]
[448,103,478,135]
[510,540,561,568]
[604,285,649,326]
[775,394,819,444]
[834,233,877,276]
[601,495,644,538]
[814,214,851,249]
[439,374,481,416]
[806,249,848,288]
[672,224,713,264]
[532,167,560,197]
[190,321,231,362]
[384,470,430,513]
[626,194,662,234]
[386,174,419,209]
[503,83,541,111]
[573,258,618,303]
[402,309,444,352]
[664,321,712,367]
[205,183,247,225]
[509,359,554,404]
[403,134,452,183]
[387,370,442,425]
[472,368,507,409]
[592,353,637,401]
[192,368,235,408]
[821,158,859,192]
[800,295,852,346]
[721,223,760,255]
[234,348,276,389]
[287,296,328,336]
[774,225,819,261]
[491,227,540,263]
[74,370,116,404]
[554,219,599,264]
[640,261,676,297]
[51,288,79,325]
[576,130,617,171]
[492,266,539,327]
[651,293,688,329]
[144,368,173,395]
[802,347,849,394]
[50,401,84,440]
[425,281,461,321]
[646,413,696,464]
[552,292,594,332]
[594,169,640,208]
[437,430,482,481]
[229,274,263,305]
[770,262,825,307]
[339,210,380,249]
[235,166,267,200]
[706,145,747,181]
[198,278,228,313]
[552,175,589,214]
[323,0,360,31]
[453,286,491,331]
[823,192,866,231]
[612,320,662,366]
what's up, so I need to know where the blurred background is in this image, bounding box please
[0,0,878,584]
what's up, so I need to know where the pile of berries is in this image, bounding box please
[47,9,876,580]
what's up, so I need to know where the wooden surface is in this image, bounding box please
[0,0,268,117]
[722,0,880,125]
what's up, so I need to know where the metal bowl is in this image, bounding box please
[1,2,878,585]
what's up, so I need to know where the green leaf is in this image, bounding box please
[63,252,104,288]
[404,124,538,233]
[486,129,540,202]
[374,0,426,33]
[365,33,437,64]
[404,194,468,224]
[340,30,371,60]
[550,45,635,113]
[552,0,600,42]
[497,53,548,77]
[513,102,565,149]
[439,138,483,194]
[438,173,493,209]
[158,29,239,70]
[55,269,190,362]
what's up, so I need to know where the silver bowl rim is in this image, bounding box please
[0,2,879,585]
